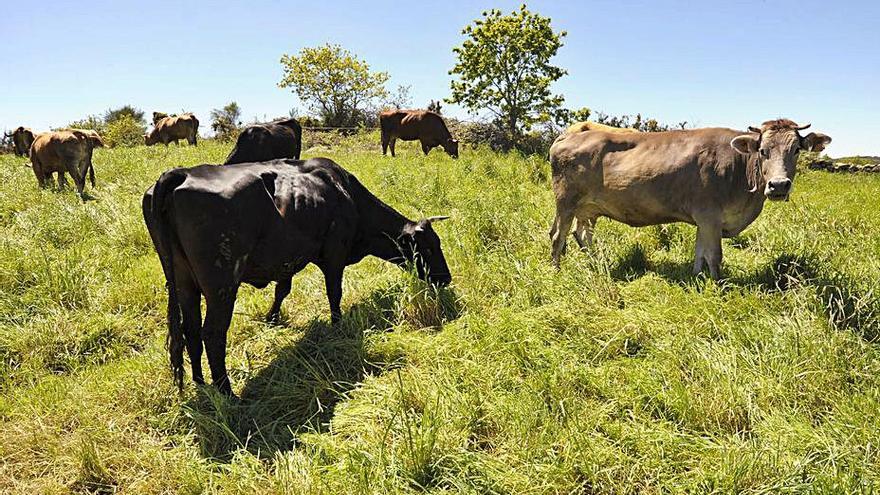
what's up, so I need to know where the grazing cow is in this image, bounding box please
[224,118,302,164]
[143,157,452,394]
[145,113,199,146]
[565,121,640,135]
[6,127,37,156]
[29,130,96,198]
[380,110,458,158]
[549,119,831,278]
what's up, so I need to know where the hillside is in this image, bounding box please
[1,137,879,494]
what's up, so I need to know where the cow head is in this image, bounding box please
[144,130,159,146]
[400,216,452,286]
[11,127,36,156]
[442,138,459,159]
[731,119,831,201]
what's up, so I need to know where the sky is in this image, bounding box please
[2,0,878,157]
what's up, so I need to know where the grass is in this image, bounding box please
[0,134,878,493]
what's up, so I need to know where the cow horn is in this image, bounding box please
[748,126,761,134]
[796,123,811,131]
[426,215,450,223]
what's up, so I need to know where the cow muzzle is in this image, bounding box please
[765,178,792,201]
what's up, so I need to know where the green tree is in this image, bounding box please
[104,105,145,126]
[103,114,146,147]
[448,5,567,148]
[210,101,242,141]
[278,44,389,127]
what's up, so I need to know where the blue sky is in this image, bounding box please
[2,0,877,156]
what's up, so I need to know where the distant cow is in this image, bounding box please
[565,121,640,135]
[380,110,458,158]
[152,111,173,126]
[549,119,831,278]
[224,118,302,164]
[70,129,106,149]
[6,127,37,156]
[145,113,199,146]
[29,130,97,198]
[143,157,451,394]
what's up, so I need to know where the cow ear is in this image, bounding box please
[731,135,759,155]
[801,132,831,152]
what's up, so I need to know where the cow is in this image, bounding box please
[29,130,96,198]
[549,119,832,279]
[145,113,199,146]
[143,157,452,394]
[565,121,640,135]
[70,129,106,149]
[379,110,458,158]
[6,127,37,156]
[152,111,173,126]
[224,118,302,164]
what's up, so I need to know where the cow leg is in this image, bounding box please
[56,172,67,190]
[693,219,722,279]
[389,138,397,157]
[201,289,238,395]
[266,278,292,324]
[573,215,597,251]
[381,132,389,155]
[550,211,575,268]
[177,277,205,385]
[320,266,345,324]
[421,141,431,155]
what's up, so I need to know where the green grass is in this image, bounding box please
[0,135,879,494]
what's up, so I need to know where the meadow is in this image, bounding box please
[0,134,878,494]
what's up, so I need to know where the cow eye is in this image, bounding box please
[760,148,770,159]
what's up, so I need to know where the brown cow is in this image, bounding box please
[29,130,96,198]
[69,129,105,149]
[152,111,176,126]
[380,110,458,158]
[5,127,37,156]
[549,119,831,278]
[565,121,640,135]
[145,113,199,146]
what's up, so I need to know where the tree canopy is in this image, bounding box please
[279,44,389,127]
[448,5,567,147]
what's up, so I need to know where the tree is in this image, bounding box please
[210,101,242,141]
[278,44,390,127]
[104,105,145,126]
[448,5,567,148]
[386,85,412,110]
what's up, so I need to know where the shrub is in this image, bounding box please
[103,114,146,148]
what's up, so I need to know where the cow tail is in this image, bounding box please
[151,170,187,390]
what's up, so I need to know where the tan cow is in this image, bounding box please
[29,130,96,198]
[145,113,199,146]
[379,110,458,158]
[565,121,640,135]
[5,127,37,156]
[549,119,831,278]
[69,129,105,149]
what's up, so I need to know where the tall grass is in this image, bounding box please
[0,136,878,493]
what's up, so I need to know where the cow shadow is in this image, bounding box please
[608,247,879,342]
[184,284,461,461]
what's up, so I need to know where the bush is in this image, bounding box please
[64,116,106,135]
[103,115,146,148]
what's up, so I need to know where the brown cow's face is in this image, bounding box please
[443,138,459,159]
[731,120,831,201]
[144,132,157,146]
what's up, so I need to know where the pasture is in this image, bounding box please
[1,136,879,493]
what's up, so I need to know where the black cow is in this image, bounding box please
[143,157,451,394]
[224,118,302,164]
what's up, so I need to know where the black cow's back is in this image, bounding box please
[224,118,302,165]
